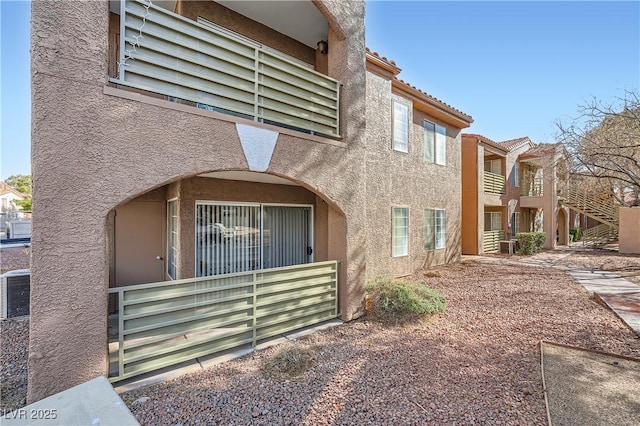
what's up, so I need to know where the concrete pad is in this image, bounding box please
[1,376,138,425]
[112,359,201,394]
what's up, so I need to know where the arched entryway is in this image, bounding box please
[107,170,348,382]
[557,208,568,245]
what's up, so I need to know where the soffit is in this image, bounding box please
[216,1,328,48]
[198,171,300,186]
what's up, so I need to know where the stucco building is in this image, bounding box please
[29,0,471,400]
[461,134,568,254]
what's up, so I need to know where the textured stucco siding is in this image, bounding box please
[30,0,366,401]
[364,72,462,280]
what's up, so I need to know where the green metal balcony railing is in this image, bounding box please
[112,0,340,137]
[483,171,506,194]
[108,261,338,382]
[483,230,504,252]
[522,177,544,197]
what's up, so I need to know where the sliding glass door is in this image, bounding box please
[196,202,312,277]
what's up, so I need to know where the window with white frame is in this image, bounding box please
[393,101,409,152]
[424,121,447,165]
[484,211,502,231]
[392,207,409,257]
[424,209,446,250]
[167,200,178,280]
[513,162,520,186]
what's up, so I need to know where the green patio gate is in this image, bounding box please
[108,261,338,382]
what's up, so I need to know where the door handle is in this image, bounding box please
[156,256,163,260]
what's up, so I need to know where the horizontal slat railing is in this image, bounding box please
[560,186,619,228]
[483,171,506,194]
[483,230,505,252]
[108,261,338,382]
[112,0,340,137]
[522,177,544,196]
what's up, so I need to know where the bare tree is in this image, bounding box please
[556,90,640,204]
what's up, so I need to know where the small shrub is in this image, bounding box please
[262,341,316,379]
[516,232,546,255]
[569,227,583,242]
[366,277,446,323]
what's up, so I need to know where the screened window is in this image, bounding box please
[484,212,503,231]
[392,207,409,257]
[167,200,178,280]
[393,101,409,152]
[424,121,447,165]
[424,209,446,250]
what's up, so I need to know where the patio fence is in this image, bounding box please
[108,261,338,382]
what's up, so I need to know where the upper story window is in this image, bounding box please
[484,159,501,175]
[393,101,409,153]
[424,121,447,165]
[513,162,520,186]
[392,207,409,257]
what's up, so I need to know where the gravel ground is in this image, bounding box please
[0,318,29,411]
[118,260,640,426]
[1,250,639,424]
[0,246,31,275]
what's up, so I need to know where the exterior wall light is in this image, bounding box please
[317,40,328,54]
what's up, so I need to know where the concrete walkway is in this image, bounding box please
[463,250,640,337]
[566,268,640,337]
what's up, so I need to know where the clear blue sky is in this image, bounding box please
[366,0,640,143]
[1,1,639,180]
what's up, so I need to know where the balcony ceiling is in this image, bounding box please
[216,0,328,48]
[110,1,328,49]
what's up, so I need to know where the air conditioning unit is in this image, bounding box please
[1,269,30,319]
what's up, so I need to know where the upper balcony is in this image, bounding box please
[108,0,340,138]
[483,171,506,195]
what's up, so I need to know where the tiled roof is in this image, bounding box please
[394,78,473,122]
[365,47,399,69]
[518,142,562,159]
[365,48,473,124]
[499,137,531,151]
[462,133,508,153]
[0,182,27,199]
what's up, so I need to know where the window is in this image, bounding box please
[393,101,409,152]
[424,121,447,165]
[511,212,521,237]
[484,212,502,231]
[484,159,501,174]
[424,209,446,250]
[392,207,409,257]
[513,162,520,186]
[167,200,178,280]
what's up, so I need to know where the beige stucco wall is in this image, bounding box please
[30,0,366,401]
[619,207,640,254]
[364,72,462,279]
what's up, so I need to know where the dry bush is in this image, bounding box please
[262,341,316,379]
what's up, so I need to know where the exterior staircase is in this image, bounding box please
[559,186,619,247]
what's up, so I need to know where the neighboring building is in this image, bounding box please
[29,0,471,400]
[461,135,568,254]
[0,182,29,237]
[0,182,27,213]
